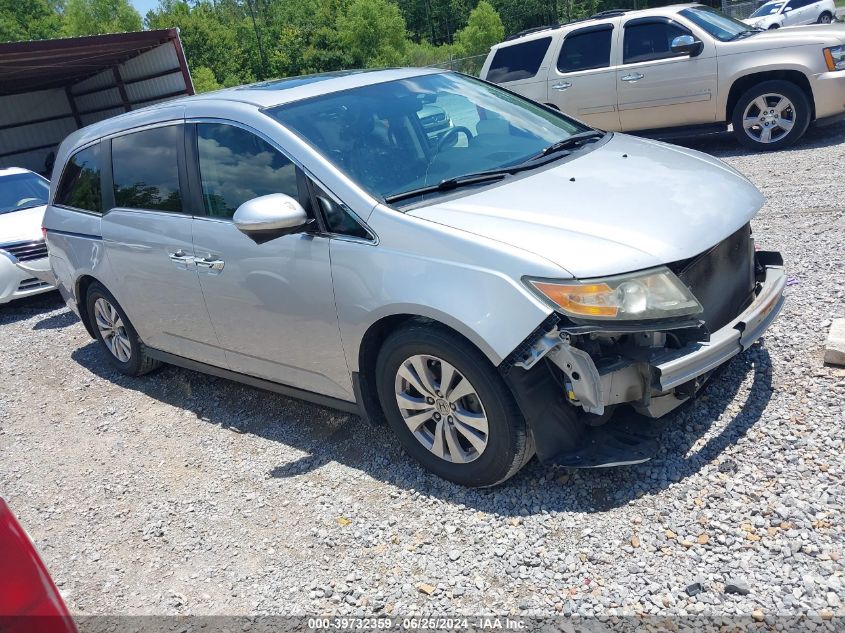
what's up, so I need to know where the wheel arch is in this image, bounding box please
[726,70,815,123]
[354,310,532,425]
[74,274,101,339]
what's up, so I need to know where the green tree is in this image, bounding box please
[337,0,408,67]
[62,0,142,36]
[190,65,221,93]
[0,0,62,42]
[453,0,504,56]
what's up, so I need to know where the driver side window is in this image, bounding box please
[623,21,691,64]
[196,123,301,218]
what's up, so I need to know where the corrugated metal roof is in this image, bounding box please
[0,29,191,96]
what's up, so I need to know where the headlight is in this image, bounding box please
[824,46,845,72]
[527,267,703,321]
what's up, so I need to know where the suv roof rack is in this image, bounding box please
[502,8,630,41]
[589,9,629,18]
[504,23,563,41]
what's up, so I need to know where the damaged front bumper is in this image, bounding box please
[503,251,786,467]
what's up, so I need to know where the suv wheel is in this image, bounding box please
[375,324,533,487]
[818,12,833,23]
[86,282,161,376]
[732,80,810,150]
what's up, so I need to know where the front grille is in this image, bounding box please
[0,239,48,262]
[671,223,755,333]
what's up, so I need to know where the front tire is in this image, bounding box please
[375,323,533,487]
[818,12,833,23]
[85,282,160,376]
[731,80,810,151]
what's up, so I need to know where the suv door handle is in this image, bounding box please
[621,73,644,82]
[169,250,195,265]
[196,256,225,271]
[552,81,572,91]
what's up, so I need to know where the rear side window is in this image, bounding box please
[557,27,613,73]
[487,37,552,83]
[196,123,300,218]
[112,126,183,213]
[55,145,102,213]
[623,21,690,64]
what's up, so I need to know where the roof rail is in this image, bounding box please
[502,8,630,41]
[589,9,629,18]
[504,23,562,41]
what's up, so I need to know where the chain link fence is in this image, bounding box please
[427,54,488,77]
[721,0,768,19]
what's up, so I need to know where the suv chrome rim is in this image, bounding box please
[394,354,488,463]
[94,297,132,362]
[742,94,795,144]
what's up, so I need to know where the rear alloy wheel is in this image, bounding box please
[732,80,810,150]
[818,12,832,23]
[85,282,160,376]
[376,324,533,487]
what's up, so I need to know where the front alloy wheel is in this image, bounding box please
[394,354,489,463]
[732,80,810,150]
[741,94,795,145]
[376,323,534,487]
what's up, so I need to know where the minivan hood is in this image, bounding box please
[408,134,764,278]
[0,205,46,245]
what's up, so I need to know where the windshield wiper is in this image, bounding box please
[384,172,508,204]
[729,29,759,40]
[526,130,606,161]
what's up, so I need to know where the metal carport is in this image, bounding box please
[0,29,194,175]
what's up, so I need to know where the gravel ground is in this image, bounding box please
[1,123,844,622]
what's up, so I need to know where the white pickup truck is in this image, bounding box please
[480,3,845,150]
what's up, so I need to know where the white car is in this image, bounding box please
[744,0,836,29]
[0,168,54,305]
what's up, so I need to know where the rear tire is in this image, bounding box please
[375,323,533,487]
[85,282,160,377]
[731,80,810,151]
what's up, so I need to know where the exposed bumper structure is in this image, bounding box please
[652,252,785,391]
[505,251,786,468]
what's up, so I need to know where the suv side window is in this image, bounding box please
[112,125,183,213]
[557,26,613,73]
[196,123,299,218]
[55,144,102,213]
[487,37,552,83]
[623,20,691,64]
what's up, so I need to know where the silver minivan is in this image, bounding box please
[42,69,786,487]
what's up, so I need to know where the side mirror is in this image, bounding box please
[233,193,312,244]
[671,34,704,57]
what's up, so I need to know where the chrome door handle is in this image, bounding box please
[621,73,644,82]
[196,256,225,271]
[169,250,194,265]
[552,81,572,91]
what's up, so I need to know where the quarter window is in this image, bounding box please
[196,123,299,218]
[112,126,183,213]
[487,37,552,83]
[623,21,690,64]
[557,27,613,73]
[55,144,102,213]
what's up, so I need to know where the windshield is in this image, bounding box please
[680,6,756,41]
[0,172,50,215]
[750,1,784,16]
[268,72,589,203]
